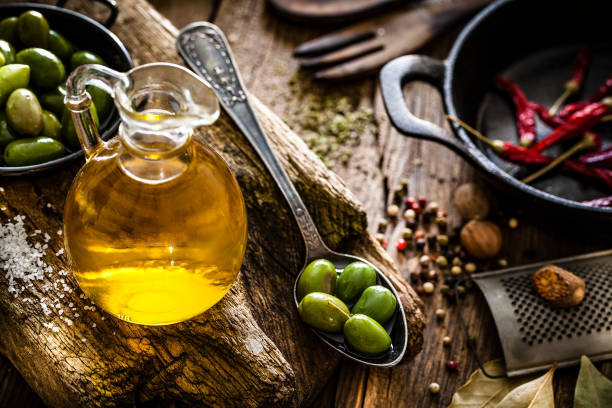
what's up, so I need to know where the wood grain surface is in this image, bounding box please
[1,0,611,407]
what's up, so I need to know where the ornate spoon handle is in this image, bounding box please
[178,22,330,259]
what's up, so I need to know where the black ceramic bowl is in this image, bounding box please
[381,0,612,232]
[0,0,132,176]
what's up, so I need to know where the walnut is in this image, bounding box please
[532,264,585,307]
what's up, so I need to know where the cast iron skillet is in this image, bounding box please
[0,0,132,176]
[380,0,612,231]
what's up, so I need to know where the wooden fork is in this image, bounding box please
[294,0,491,80]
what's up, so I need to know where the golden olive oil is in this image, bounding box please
[64,138,247,325]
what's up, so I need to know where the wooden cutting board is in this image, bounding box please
[0,0,424,407]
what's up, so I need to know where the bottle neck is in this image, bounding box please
[118,124,193,184]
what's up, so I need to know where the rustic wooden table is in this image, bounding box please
[1,0,610,407]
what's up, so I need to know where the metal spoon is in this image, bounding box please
[177,22,408,367]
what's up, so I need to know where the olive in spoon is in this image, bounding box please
[177,22,408,367]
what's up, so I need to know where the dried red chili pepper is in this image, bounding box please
[589,77,612,102]
[558,101,590,121]
[532,100,612,152]
[582,196,612,207]
[579,145,612,168]
[523,133,600,184]
[446,115,547,164]
[528,102,565,127]
[549,46,591,115]
[497,78,537,147]
[447,115,612,189]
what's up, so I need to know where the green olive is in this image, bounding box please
[16,48,65,89]
[6,88,42,136]
[336,261,377,304]
[351,285,397,325]
[4,136,65,167]
[297,259,337,300]
[298,292,349,333]
[17,11,49,48]
[0,64,30,105]
[343,314,392,355]
[70,50,106,71]
[0,40,16,64]
[39,85,66,118]
[40,110,61,140]
[0,17,19,44]
[48,29,75,62]
[88,86,113,121]
[61,102,99,150]
[0,112,16,148]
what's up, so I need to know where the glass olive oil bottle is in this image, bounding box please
[63,63,247,325]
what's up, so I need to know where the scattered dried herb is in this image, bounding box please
[287,71,377,168]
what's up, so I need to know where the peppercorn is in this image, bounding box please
[402,228,413,240]
[396,238,407,251]
[498,258,508,267]
[457,285,466,296]
[403,209,416,222]
[440,284,450,295]
[418,196,427,208]
[435,216,448,231]
[427,269,438,281]
[405,196,416,207]
[378,219,388,231]
[423,282,435,294]
[508,217,519,229]
[442,336,452,347]
[419,255,430,267]
[416,238,426,251]
[437,235,449,247]
[446,360,460,371]
[406,220,417,230]
[410,272,420,283]
[393,188,404,201]
[465,262,477,274]
[444,277,457,286]
[453,245,462,254]
[427,201,439,214]
[464,279,473,290]
[437,210,447,218]
[387,204,400,218]
[411,202,421,214]
[401,178,410,191]
[416,285,424,295]
[429,382,440,394]
[436,256,448,268]
[415,230,426,240]
[450,265,462,276]
[452,257,462,267]
[435,308,446,320]
[375,232,385,244]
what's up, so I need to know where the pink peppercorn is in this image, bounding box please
[396,239,407,251]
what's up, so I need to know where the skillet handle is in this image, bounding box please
[380,55,473,162]
[56,0,118,28]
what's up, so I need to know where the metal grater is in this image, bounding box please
[473,250,612,377]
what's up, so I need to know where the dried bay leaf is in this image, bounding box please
[574,355,612,408]
[449,360,537,407]
[496,366,555,408]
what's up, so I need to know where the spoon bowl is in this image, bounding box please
[178,21,409,367]
[294,251,408,366]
